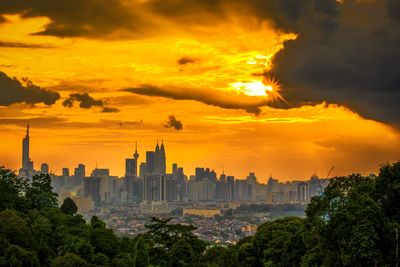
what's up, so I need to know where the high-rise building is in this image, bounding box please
[145,141,167,175]
[68,163,85,188]
[226,176,235,201]
[125,142,139,178]
[74,164,85,178]
[172,163,178,175]
[19,124,34,178]
[146,151,155,173]
[62,168,70,177]
[195,167,205,181]
[153,141,166,175]
[22,124,30,170]
[84,177,100,206]
[139,163,147,178]
[143,174,161,202]
[158,141,166,174]
[40,163,49,174]
[92,168,112,204]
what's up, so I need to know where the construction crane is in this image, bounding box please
[326,166,335,179]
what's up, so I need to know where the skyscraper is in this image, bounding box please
[158,141,166,174]
[125,142,139,178]
[22,124,30,169]
[145,141,167,175]
[19,124,34,178]
[40,163,49,174]
[133,141,139,177]
[62,168,70,177]
[153,140,166,175]
[146,151,155,173]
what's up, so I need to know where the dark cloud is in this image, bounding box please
[0,0,339,39]
[123,85,269,114]
[0,0,146,38]
[164,115,183,131]
[0,41,55,48]
[177,56,200,65]
[101,107,120,113]
[0,71,60,106]
[266,0,400,125]
[63,93,103,108]
[62,93,119,112]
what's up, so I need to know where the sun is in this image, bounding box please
[229,77,289,106]
[230,80,274,97]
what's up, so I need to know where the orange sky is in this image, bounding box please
[0,8,399,182]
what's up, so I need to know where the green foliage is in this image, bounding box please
[51,253,88,267]
[253,217,306,267]
[133,236,149,267]
[238,242,257,267]
[92,252,109,266]
[26,174,58,210]
[0,168,27,212]
[169,238,194,266]
[0,210,35,249]
[1,162,400,267]
[61,197,78,215]
[110,253,134,267]
[5,245,40,267]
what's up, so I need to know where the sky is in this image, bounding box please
[0,0,399,182]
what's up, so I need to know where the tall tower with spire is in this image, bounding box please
[125,142,140,178]
[133,141,139,177]
[20,124,34,178]
[153,140,166,175]
[22,124,30,169]
[159,140,166,175]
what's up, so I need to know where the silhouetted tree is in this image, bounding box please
[26,174,58,210]
[61,197,78,215]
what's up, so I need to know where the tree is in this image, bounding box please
[253,217,305,267]
[0,209,35,249]
[218,246,239,267]
[51,253,88,267]
[110,253,134,267]
[0,167,28,212]
[169,238,194,266]
[92,253,109,266]
[204,246,226,264]
[26,174,58,210]
[133,236,149,267]
[5,245,40,267]
[374,161,400,223]
[304,174,390,266]
[238,242,257,267]
[90,226,119,258]
[61,197,78,215]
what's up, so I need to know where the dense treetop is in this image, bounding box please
[0,161,399,266]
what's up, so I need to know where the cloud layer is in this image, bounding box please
[266,0,400,125]
[0,71,60,106]
[123,85,269,114]
[1,0,399,125]
[164,115,183,131]
[62,93,119,113]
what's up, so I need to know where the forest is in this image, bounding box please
[0,161,399,267]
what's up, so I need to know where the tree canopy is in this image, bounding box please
[0,161,399,266]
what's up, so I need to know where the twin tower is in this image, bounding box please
[125,140,167,178]
[146,141,166,175]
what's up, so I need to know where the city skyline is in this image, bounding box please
[8,124,381,182]
[1,0,400,181]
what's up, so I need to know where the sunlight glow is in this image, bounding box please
[230,81,273,97]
